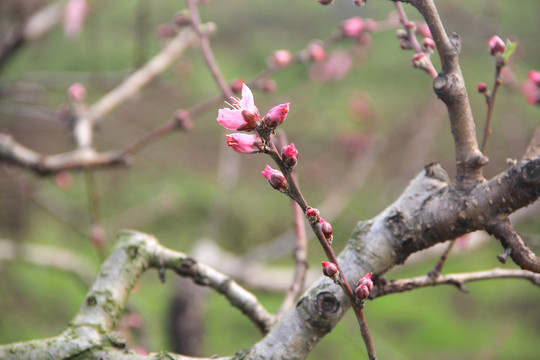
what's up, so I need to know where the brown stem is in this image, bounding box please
[355,305,376,360]
[480,60,504,152]
[427,238,456,279]
[186,0,233,99]
[402,0,488,186]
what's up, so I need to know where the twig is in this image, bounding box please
[488,219,540,273]
[402,0,488,186]
[480,56,505,152]
[186,0,233,98]
[371,268,540,298]
[276,201,308,318]
[427,238,456,279]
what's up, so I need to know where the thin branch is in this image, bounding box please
[186,0,233,98]
[402,0,488,186]
[488,219,540,273]
[480,57,505,152]
[90,26,200,120]
[371,268,540,298]
[427,238,456,279]
[276,201,308,318]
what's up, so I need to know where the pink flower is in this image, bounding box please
[264,103,290,129]
[64,0,88,38]
[217,84,260,131]
[270,50,292,67]
[322,261,338,278]
[522,75,540,105]
[341,17,364,38]
[489,35,506,56]
[225,133,263,154]
[261,164,288,192]
[281,143,298,167]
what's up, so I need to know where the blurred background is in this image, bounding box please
[0,0,539,359]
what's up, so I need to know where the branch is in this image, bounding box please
[402,0,488,186]
[371,268,540,298]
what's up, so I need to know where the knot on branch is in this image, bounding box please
[433,72,463,102]
[297,289,342,335]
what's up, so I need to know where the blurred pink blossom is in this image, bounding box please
[64,0,88,38]
[309,50,352,83]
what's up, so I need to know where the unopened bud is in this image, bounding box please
[354,284,370,301]
[320,217,333,243]
[156,24,176,39]
[341,17,364,38]
[258,77,277,93]
[230,78,245,94]
[270,50,292,68]
[261,165,288,192]
[67,82,86,101]
[264,103,290,129]
[528,70,540,85]
[322,261,339,279]
[307,41,326,62]
[173,11,190,26]
[477,82,488,93]
[400,39,412,50]
[357,272,373,292]
[422,37,436,51]
[226,133,263,154]
[318,0,333,5]
[395,29,408,40]
[281,143,298,167]
[488,35,506,56]
[404,21,416,32]
[306,207,320,220]
[411,53,430,70]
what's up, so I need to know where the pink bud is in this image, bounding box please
[341,17,364,38]
[477,82,488,93]
[522,78,540,105]
[231,78,245,94]
[174,11,190,27]
[400,39,412,50]
[67,82,86,101]
[320,217,333,242]
[270,50,292,68]
[357,272,373,292]
[306,207,320,220]
[226,133,263,154]
[404,21,416,32]
[307,41,326,62]
[488,35,506,56]
[322,261,338,278]
[281,143,298,167]
[261,165,288,192]
[258,78,277,93]
[264,103,290,129]
[411,53,430,70]
[422,37,436,50]
[528,70,540,85]
[417,22,432,38]
[354,283,370,301]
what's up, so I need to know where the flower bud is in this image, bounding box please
[67,82,86,101]
[364,18,378,32]
[320,217,333,243]
[477,82,488,93]
[261,165,288,192]
[258,77,277,93]
[404,21,416,32]
[230,78,245,94]
[306,207,320,220]
[528,70,540,85]
[318,0,333,4]
[341,17,364,38]
[322,261,338,278]
[422,37,436,51]
[173,11,191,26]
[488,35,506,56]
[395,29,408,40]
[281,143,298,167]
[156,24,176,39]
[307,41,326,62]
[264,103,290,129]
[226,133,263,154]
[411,53,430,70]
[357,272,373,292]
[400,39,412,50]
[270,50,292,68]
[354,283,369,301]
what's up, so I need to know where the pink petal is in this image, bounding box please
[217,108,245,130]
[240,84,255,110]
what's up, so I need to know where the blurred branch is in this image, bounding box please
[0,239,95,285]
[371,268,540,298]
[522,123,540,160]
[0,2,63,72]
